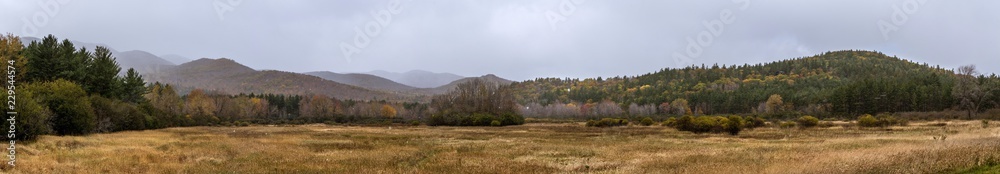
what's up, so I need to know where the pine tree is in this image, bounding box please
[121,68,146,103]
[86,46,123,98]
[23,35,59,82]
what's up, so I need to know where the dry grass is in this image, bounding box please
[4,121,1000,174]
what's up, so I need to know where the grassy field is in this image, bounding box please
[4,121,1000,174]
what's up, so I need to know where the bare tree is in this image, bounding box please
[952,65,992,119]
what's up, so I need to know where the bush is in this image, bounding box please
[724,116,744,135]
[662,117,677,127]
[25,80,96,135]
[857,114,879,127]
[426,112,523,126]
[0,89,53,140]
[819,121,835,128]
[668,115,744,135]
[796,116,819,128]
[89,95,148,132]
[490,120,502,127]
[586,118,629,127]
[858,113,905,128]
[779,121,796,129]
[639,117,655,126]
[743,116,766,129]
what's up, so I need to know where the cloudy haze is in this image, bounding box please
[2,0,998,81]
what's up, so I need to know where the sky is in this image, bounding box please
[1,0,998,81]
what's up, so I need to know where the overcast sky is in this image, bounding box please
[2,0,998,81]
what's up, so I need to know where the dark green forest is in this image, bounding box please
[513,50,1000,119]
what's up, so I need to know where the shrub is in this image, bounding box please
[674,115,694,130]
[743,116,766,129]
[25,80,96,135]
[858,113,905,128]
[639,117,655,126]
[586,118,629,127]
[668,115,744,135]
[662,117,677,127]
[89,95,148,132]
[796,116,819,128]
[490,120,502,127]
[427,112,523,126]
[857,114,879,127]
[724,116,744,135]
[0,89,53,140]
[819,121,835,128]
[779,121,796,129]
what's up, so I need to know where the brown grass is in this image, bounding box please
[4,121,1000,174]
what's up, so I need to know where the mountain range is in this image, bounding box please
[367,70,465,88]
[17,37,514,101]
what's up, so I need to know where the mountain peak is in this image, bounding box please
[179,58,255,74]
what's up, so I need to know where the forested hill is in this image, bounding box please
[511,50,1000,117]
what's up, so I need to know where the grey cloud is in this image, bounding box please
[1,0,997,81]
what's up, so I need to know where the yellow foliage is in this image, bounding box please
[381,104,397,118]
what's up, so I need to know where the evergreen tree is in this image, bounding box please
[85,46,122,98]
[121,68,146,103]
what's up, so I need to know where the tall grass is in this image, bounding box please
[3,121,998,173]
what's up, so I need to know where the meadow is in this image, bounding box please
[5,120,1000,174]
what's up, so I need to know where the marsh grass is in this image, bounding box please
[3,120,999,173]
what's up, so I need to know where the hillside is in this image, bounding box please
[160,54,193,65]
[368,70,465,88]
[144,58,418,101]
[512,50,974,116]
[305,71,418,92]
[414,74,514,94]
[116,50,176,74]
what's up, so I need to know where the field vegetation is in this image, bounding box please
[4,120,999,173]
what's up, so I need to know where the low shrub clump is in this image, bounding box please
[667,115,746,135]
[427,112,524,126]
[639,117,655,126]
[779,121,796,129]
[857,113,906,128]
[796,116,819,128]
[819,121,835,128]
[743,116,766,129]
[662,117,677,127]
[586,118,629,127]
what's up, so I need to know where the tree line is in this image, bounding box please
[513,50,1000,120]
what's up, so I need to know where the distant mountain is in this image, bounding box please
[159,54,193,65]
[144,58,416,101]
[19,36,40,46]
[416,74,514,94]
[368,70,465,88]
[305,71,418,92]
[116,50,176,75]
[19,36,116,52]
